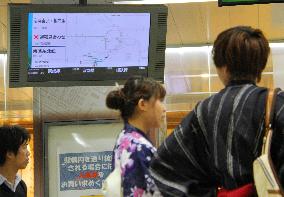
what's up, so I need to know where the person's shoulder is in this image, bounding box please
[194,89,223,110]
[18,180,27,193]
[197,84,265,107]
[117,130,152,149]
[130,136,156,163]
[277,89,284,98]
[275,89,284,115]
[267,88,284,105]
[125,131,154,149]
[118,131,156,162]
[20,180,27,188]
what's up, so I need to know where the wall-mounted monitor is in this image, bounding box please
[218,0,284,6]
[8,4,168,87]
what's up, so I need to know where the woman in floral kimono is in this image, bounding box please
[106,76,166,197]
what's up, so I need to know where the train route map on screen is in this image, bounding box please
[28,13,150,69]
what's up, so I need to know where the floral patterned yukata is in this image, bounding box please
[112,123,160,197]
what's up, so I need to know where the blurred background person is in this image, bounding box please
[0,125,31,197]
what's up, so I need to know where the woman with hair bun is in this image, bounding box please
[106,76,166,197]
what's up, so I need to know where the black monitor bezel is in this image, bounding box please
[8,4,167,87]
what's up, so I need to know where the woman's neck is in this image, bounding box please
[127,118,148,134]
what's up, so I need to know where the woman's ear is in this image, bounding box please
[137,98,148,112]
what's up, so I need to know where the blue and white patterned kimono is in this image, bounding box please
[112,123,161,197]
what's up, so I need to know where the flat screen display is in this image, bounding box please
[27,13,150,82]
[8,4,168,87]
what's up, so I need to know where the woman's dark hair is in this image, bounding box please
[0,125,30,166]
[212,26,270,82]
[106,76,166,121]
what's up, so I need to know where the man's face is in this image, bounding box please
[12,142,30,169]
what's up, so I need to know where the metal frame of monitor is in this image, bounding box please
[8,4,168,87]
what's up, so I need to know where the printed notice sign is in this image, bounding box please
[59,151,113,191]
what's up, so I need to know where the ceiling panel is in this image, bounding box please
[166,6,183,45]
[207,2,230,43]
[166,2,284,45]
[228,4,259,28]
[259,4,284,41]
[167,3,208,45]
[0,5,7,51]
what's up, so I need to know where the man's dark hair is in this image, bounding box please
[0,125,30,166]
[212,26,270,82]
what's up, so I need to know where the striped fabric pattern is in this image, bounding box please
[150,82,284,197]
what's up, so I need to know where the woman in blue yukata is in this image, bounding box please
[106,76,166,197]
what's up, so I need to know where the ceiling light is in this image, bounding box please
[269,43,284,48]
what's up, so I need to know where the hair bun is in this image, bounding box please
[106,90,126,110]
